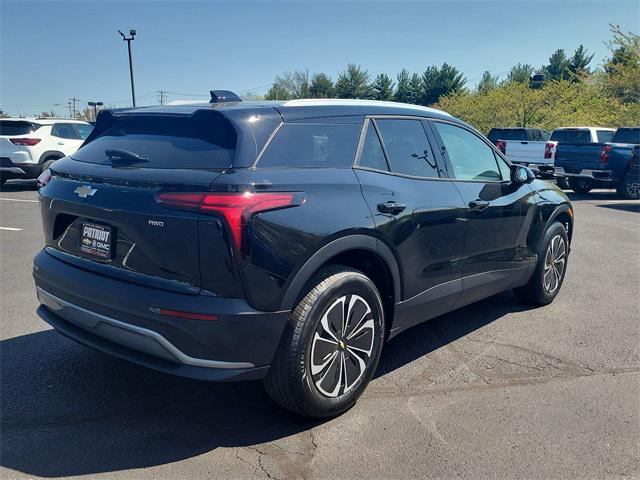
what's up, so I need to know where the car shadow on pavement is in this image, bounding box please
[0,180,39,192]
[0,291,529,477]
[595,203,640,213]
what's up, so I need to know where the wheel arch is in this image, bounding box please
[38,150,65,164]
[279,235,401,317]
[544,203,574,244]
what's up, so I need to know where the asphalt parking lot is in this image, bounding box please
[0,180,638,479]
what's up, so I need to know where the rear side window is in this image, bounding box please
[550,129,591,143]
[357,122,388,171]
[52,123,80,139]
[72,113,236,169]
[0,121,40,135]
[258,123,360,168]
[611,128,640,144]
[375,119,439,178]
[596,130,615,143]
[487,129,526,142]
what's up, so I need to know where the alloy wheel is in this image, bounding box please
[543,235,566,294]
[309,294,376,398]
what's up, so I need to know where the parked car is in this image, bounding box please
[0,118,93,186]
[33,97,573,417]
[554,127,639,198]
[487,127,556,178]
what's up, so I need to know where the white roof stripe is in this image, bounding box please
[281,98,452,116]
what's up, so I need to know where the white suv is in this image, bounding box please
[0,118,93,185]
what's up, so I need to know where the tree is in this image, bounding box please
[543,49,570,81]
[409,73,422,104]
[334,64,373,99]
[264,83,292,100]
[371,73,394,101]
[263,70,310,99]
[241,91,264,101]
[602,24,640,104]
[309,73,335,98]
[38,111,57,118]
[507,63,534,84]
[394,69,412,103]
[420,63,466,105]
[477,71,499,94]
[567,45,594,80]
[0,110,10,118]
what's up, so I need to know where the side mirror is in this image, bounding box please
[511,165,534,184]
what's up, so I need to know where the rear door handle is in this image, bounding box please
[377,201,406,215]
[468,200,490,211]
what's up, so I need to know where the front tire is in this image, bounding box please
[568,178,592,194]
[513,222,569,305]
[556,177,569,190]
[264,266,385,418]
[616,172,640,200]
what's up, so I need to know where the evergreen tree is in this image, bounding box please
[477,71,499,94]
[507,63,534,84]
[394,69,412,103]
[420,63,467,105]
[372,73,394,101]
[334,64,373,99]
[309,73,335,98]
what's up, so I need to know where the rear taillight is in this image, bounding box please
[36,169,52,187]
[600,145,612,164]
[156,191,304,253]
[544,142,554,160]
[9,138,41,146]
[496,140,506,154]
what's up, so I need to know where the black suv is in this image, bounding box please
[34,96,573,417]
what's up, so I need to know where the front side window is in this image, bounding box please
[356,122,388,171]
[375,119,438,178]
[434,122,502,181]
[52,123,80,139]
[75,123,93,140]
[258,123,361,168]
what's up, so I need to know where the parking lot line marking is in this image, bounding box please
[0,227,23,231]
[0,197,38,203]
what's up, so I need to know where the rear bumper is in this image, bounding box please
[33,250,290,381]
[0,157,40,179]
[554,167,615,182]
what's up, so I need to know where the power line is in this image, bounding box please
[67,97,80,118]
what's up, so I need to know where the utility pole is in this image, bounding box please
[158,90,167,105]
[118,29,137,107]
[68,97,79,118]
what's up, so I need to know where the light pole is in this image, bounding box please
[118,29,137,107]
[88,101,103,121]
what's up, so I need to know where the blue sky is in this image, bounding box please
[1,0,638,117]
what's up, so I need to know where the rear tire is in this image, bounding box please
[513,222,568,305]
[41,158,58,173]
[264,266,385,418]
[568,178,592,194]
[616,172,640,200]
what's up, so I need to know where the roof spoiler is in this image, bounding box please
[210,90,242,104]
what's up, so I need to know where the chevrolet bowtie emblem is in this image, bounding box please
[74,185,97,198]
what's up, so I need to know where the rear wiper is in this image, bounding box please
[104,148,149,164]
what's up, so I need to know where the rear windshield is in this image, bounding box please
[487,129,526,142]
[611,128,640,144]
[550,129,591,143]
[257,123,361,168]
[72,113,236,169]
[596,130,615,143]
[0,121,40,136]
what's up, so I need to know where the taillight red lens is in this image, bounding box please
[36,169,52,187]
[600,145,612,164]
[150,306,218,321]
[10,138,41,146]
[544,142,554,160]
[496,140,506,154]
[156,191,303,253]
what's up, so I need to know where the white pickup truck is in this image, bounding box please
[487,127,556,177]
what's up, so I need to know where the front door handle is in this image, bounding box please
[377,201,406,215]
[468,199,490,211]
